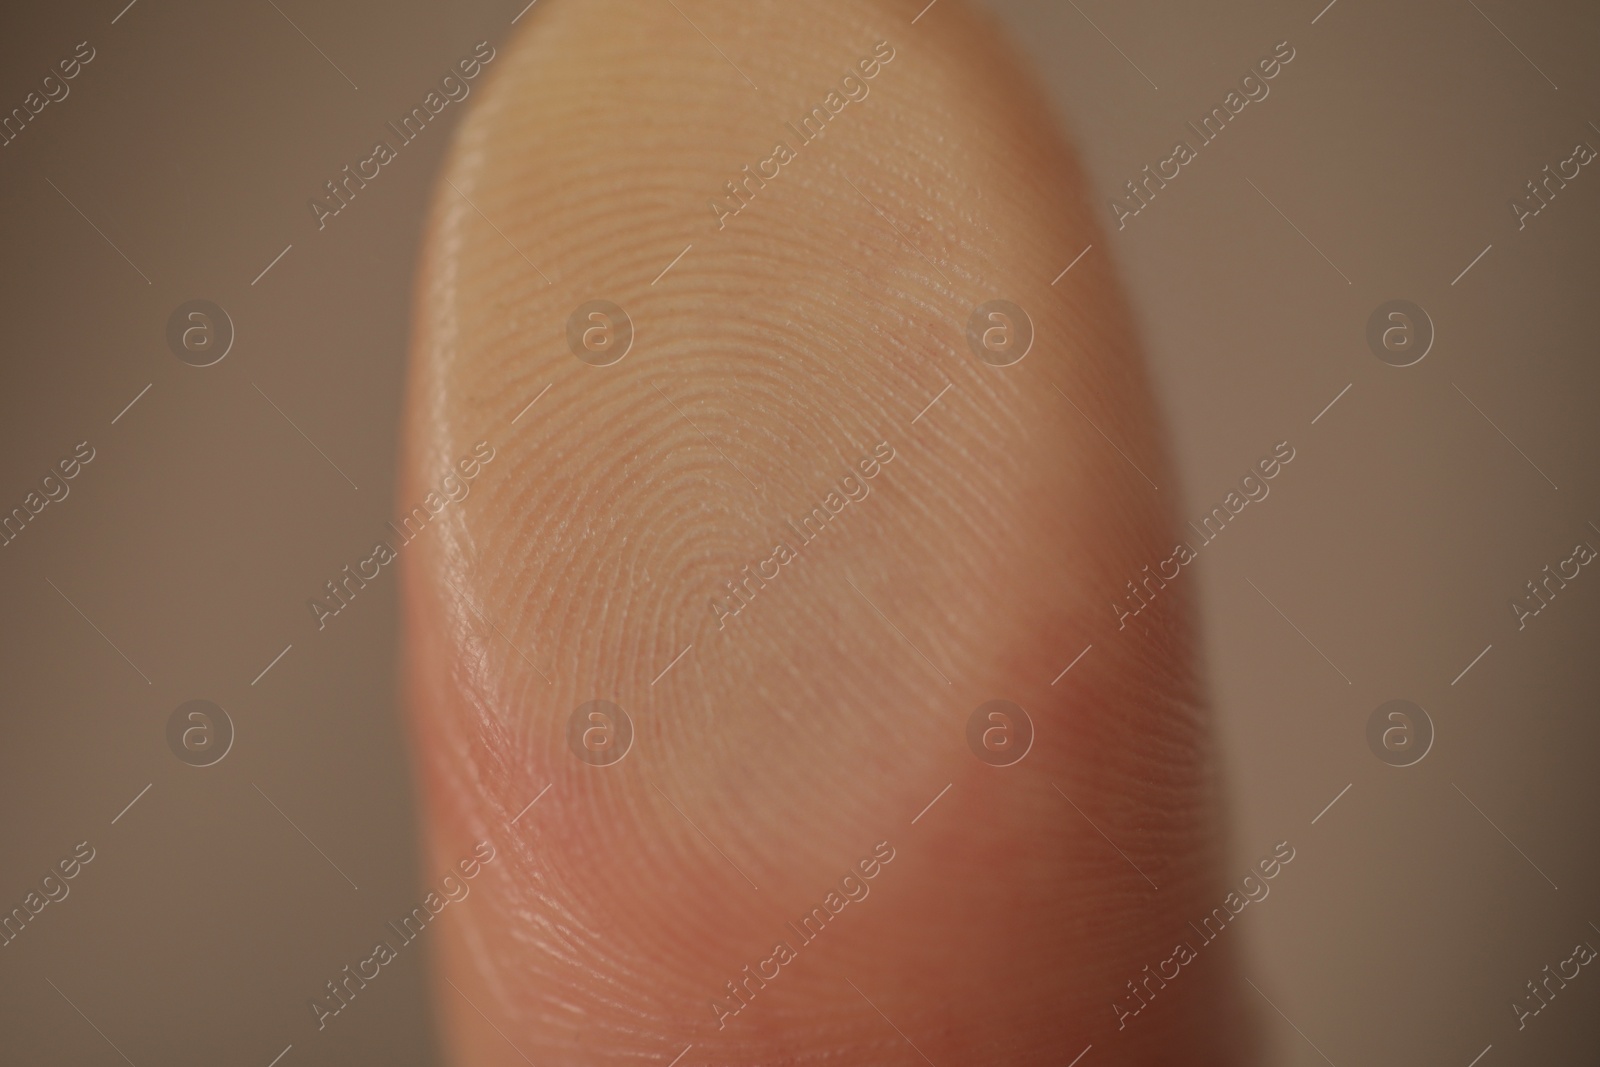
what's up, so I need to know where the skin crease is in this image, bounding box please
[401,0,1256,1064]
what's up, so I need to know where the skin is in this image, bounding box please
[401,0,1255,1063]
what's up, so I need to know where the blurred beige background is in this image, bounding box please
[0,0,1594,1064]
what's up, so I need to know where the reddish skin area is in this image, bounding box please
[400,1,1256,1064]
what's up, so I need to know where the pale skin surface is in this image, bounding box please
[401,0,1256,1063]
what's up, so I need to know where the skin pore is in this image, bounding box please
[401,1,1254,1063]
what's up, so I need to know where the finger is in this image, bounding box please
[401,1,1252,1064]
